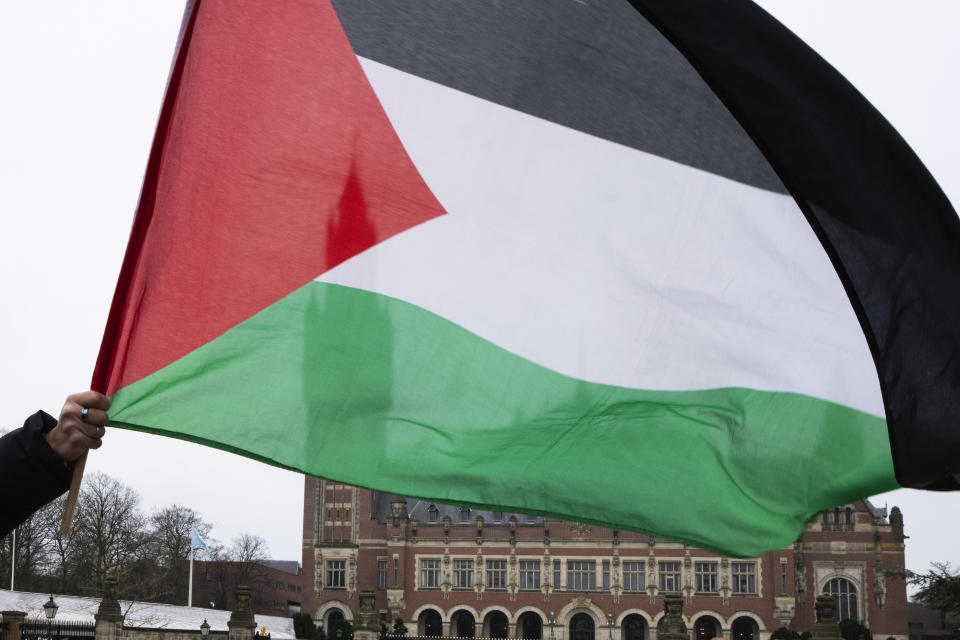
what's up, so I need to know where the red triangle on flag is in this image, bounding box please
[95,0,446,395]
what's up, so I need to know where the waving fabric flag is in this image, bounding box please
[191,526,210,554]
[93,0,960,556]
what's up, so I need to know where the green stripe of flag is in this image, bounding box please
[107,281,897,556]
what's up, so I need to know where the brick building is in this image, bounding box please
[302,478,907,640]
[194,559,303,617]
[907,602,959,640]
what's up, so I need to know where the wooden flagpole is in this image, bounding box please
[60,452,87,534]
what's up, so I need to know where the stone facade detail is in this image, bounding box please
[301,482,908,640]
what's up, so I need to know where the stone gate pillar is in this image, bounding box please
[657,594,688,640]
[95,575,125,640]
[228,586,257,640]
[353,589,380,640]
[811,594,841,640]
[1,611,26,640]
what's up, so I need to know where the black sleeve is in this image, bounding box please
[0,411,75,538]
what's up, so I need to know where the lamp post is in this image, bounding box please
[43,595,58,640]
[606,614,614,640]
[201,620,210,638]
[336,628,343,640]
[43,596,59,620]
[548,612,556,640]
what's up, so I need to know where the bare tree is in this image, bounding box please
[194,533,271,611]
[196,541,232,609]
[71,472,146,595]
[0,498,59,591]
[146,505,212,603]
[230,533,270,592]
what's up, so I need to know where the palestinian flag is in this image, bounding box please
[94,0,960,556]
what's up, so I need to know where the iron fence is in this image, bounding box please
[19,620,96,640]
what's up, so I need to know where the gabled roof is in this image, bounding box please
[373,492,542,525]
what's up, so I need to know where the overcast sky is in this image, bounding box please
[1,2,957,578]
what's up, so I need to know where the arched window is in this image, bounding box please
[327,609,345,636]
[428,505,440,523]
[621,615,646,640]
[419,610,443,637]
[570,614,595,640]
[824,577,859,621]
[694,616,722,640]
[486,612,510,639]
[833,507,841,526]
[519,612,543,640]
[845,507,853,529]
[731,617,757,640]
[452,611,476,638]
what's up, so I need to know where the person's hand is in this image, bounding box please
[43,391,111,463]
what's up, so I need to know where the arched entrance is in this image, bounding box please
[519,612,543,640]
[694,616,722,640]
[452,611,477,638]
[326,609,345,637]
[621,615,647,640]
[731,617,759,640]
[570,614,595,640]
[824,578,860,621]
[485,612,510,639]
[419,610,443,637]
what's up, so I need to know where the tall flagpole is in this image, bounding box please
[9,529,14,590]
[188,545,194,607]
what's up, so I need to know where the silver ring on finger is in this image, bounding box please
[81,407,89,422]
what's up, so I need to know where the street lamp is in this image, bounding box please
[43,595,58,640]
[43,596,59,620]
[606,614,614,640]
[336,628,343,640]
[201,620,210,638]
[548,612,556,640]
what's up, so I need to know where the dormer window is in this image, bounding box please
[428,504,440,522]
[459,507,471,523]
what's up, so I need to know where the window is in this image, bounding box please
[394,556,399,587]
[780,559,787,594]
[567,560,597,591]
[659,561,682,591]
[519,560,541,590]
[845,507,854,530]
[459,507,471,523]
[493,511,504,523]
[695,561,718,593]
[326,559,346,588]
[732,562,756,594]
[554,560,561,589]
[487,559,508,589]
[602,560,611,590]
[454,559,474,588]
[428,505,440,522]
[420,558,441,589]
[623,561,645,592]
[824,578,859,621]
[378,559,388,590]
